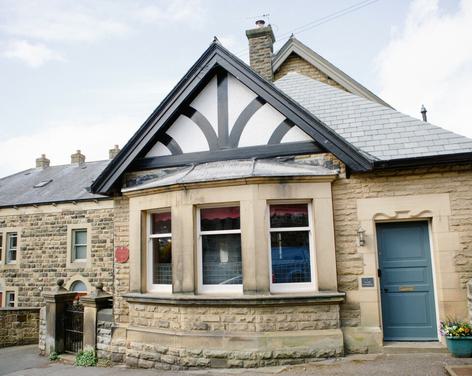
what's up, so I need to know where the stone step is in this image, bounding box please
[383,341,448,354]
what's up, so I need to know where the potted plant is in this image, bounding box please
[440,318,472,357]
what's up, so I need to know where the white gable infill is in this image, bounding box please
[146,73,312,158]
[91,42,372,194]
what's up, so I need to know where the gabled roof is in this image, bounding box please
[0,161,109,208]
[91,41,373,194]
[273,37,391,108]
[275,72,472,165]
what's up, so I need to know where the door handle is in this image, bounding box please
[383,288,388,293]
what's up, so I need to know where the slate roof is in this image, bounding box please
[123,157,338,193]
[272,37,391,108]
[0,160,109,208]
[275,72,472,161]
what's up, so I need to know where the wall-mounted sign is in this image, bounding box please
[115,246,129,263]
[361,277,375,288]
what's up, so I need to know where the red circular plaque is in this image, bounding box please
[115,246,129,263]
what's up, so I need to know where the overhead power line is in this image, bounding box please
[236,0,381,58]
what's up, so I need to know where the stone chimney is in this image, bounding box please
[109,144,120,159]
[71,150,85,165]
[35,154,50,169]
[246,20,275,81]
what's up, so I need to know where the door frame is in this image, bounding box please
[374,218,440,342]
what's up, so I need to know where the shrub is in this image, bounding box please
[75,346,97,367]
[48,352,60,361]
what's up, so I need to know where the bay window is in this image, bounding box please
[148,211,172,293]
[269,203,316,293]
[197,206,242,293]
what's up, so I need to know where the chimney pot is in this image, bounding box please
[255,19,265,27]
[421,105,427,122]
[245,22,275,81]
[71,150,85,165]
[35,154,50,169]
[109,144,121,159]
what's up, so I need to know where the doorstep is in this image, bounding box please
[383,341,447,354]
[446,365,472,376]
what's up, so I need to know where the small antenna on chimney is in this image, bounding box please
[421,105,427,122]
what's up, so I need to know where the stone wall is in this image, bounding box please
[274,52,347,91]
[0,307,40,348]
[0,203,114,307]
[332,164,472,330]
[115,300,343,369]
[129,303,339,332]
[113,197,130,324]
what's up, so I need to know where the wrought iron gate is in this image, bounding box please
[64,301,84,353]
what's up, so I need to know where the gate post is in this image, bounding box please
[80,283,112,350]
[43,279,76,355]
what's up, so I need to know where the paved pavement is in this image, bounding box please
[2,345,472,376]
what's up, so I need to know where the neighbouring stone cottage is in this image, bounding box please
[2,22,472,368]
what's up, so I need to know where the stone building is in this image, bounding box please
[0,150,115,307]
[3,22,472,367]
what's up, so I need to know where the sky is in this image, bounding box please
[0,0,470,177]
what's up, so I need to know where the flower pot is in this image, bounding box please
[446,336,472,357]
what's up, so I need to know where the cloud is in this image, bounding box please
[0,0,130,43]
[0,117,139,177]
[376,0,472,137]
[3,40,65,67]
[134,0,205,24]
[0,0,204,44]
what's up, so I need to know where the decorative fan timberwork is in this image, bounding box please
[145,71,313,158]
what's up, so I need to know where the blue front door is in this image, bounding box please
[377,221,437,341]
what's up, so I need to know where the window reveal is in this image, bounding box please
[269,204,314,288]
[6,233,17,264]
[149,212,172,287]
[199,206,242,290]
[6,291,15,307]
[72,229,87,261]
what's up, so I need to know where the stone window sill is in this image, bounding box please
[123,291,345,306]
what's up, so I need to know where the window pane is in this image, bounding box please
[152,237,172,285]
[202,234,242,285]
[74,245,87,260]
[74,230,87,245]
[270,204,308,228]
[271,231,311,283]
[200,207,240,231]
[7,233,17,263]
[6,292,15,307]
[151,212,171,234]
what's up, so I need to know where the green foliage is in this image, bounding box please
[75,347,97,367]
[440,317,472,337]
[48,352,60,361]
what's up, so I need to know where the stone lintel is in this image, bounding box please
[123,292,345,306]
